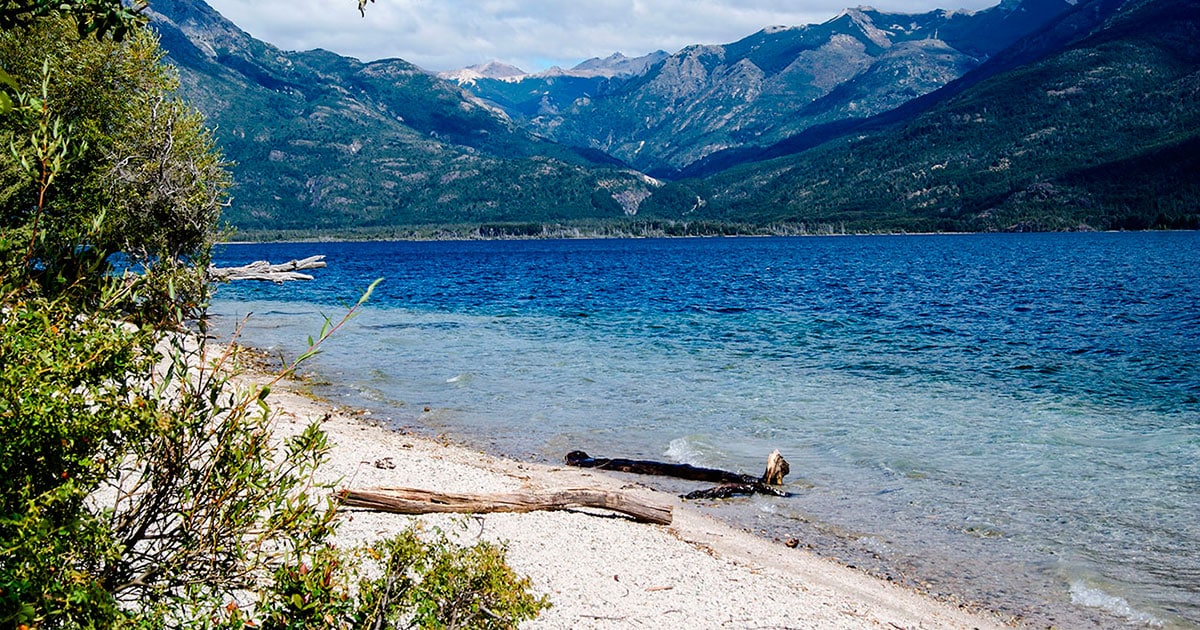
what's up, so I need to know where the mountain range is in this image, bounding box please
[464,0,1077,177]
[149,0,1199,237]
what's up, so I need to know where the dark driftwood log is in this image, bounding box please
[565,450,760,484]
[565,449,793,499]
[208,255,326,283]
[683,483,789,500]
[339,487,672,525]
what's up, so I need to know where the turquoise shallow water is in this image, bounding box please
[211,233,1200,628]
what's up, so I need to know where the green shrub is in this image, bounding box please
[354,526,549,630]
[0,291,149,628]
[1,278,550,629]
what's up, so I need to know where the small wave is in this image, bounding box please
[665,436,717,467]
[1069,580,1162,627]
[685,305,751,314]
[365,320,464,331]
[261,309,314,317]
[445,373,475,384]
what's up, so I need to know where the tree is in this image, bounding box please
[0,9,549,629]
[0,15,229,318]
[0,0,146,40]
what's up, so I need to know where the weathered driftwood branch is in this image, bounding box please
[338,487,672,525]
[208,255,326,283]
[565,449,793,499]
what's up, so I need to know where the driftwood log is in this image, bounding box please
[565,449,793,499]
[682,483,786,500]
[208,255,327,283]
[339,487,672,525]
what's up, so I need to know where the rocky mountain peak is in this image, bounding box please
[567,50,669,77]
[439,61,528,85]
[135,0,1194,237]
[835,6,896,48]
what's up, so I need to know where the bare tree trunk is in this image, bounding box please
[208,255,326,283]
[339,487,672,525]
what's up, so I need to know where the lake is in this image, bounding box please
[211,232,1200,628]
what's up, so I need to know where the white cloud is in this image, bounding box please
[203,0,1002,72]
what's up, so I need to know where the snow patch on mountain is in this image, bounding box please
[441,50,668,85]
[439,61,527,85]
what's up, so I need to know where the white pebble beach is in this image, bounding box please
[242,353,1010,630]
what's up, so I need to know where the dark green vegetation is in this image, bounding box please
[0,0,144,40]
[1,6,547,628]
[152,0,1198,238]
[0,10,224,317]
[231,218,823,243]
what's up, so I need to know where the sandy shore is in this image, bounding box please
[247,360,1009,629]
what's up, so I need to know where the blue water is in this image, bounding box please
[211,233,1200,628]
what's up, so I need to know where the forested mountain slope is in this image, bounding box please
[642,0,1200,232]
[149,0,656,234]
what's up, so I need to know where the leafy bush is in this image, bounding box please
[0,283,550,629]
[0,292,149,629]
[260,525,549,630]
[355,526,548,629]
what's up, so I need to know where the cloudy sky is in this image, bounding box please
[203,0,1002,73]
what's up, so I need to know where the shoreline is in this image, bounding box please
[241,348,1010,629]
[215,227,1182,246]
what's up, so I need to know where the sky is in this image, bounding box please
[203,0,1003,73]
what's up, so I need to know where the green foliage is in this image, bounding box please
[256,525,549,630]
[353,526,549,630]
[102,85,229,262]
[230,218,835,242]
[0,59,87,280]
[102,340,343,625]
[0,16,230,296]
[0,293,151,629]
[0,68,15,113]
[260,545,359,629]
[1,278,550,628]
[0,0,146,41]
